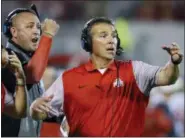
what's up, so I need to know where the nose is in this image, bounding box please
[33,26,40,36]
[108,41,114,45]
[108,36,116,45]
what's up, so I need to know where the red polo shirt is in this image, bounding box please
[43,60,161,137]
[63,60,148,136]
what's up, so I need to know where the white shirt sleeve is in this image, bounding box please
[132,61,162,96]
[42,73,64,117]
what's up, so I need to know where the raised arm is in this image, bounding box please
[3,51,27,118]
[156,42,183,86]
[24,19,60,84]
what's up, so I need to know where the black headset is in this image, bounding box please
[3,4,40,39]
[81,17,124,56]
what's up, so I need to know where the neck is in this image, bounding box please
[9,39,32,55]
[91,54,113,69]
[11,38,21,46]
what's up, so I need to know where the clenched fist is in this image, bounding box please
[162,42,183,65]
[8,51,25,80]
[42,19,60,37]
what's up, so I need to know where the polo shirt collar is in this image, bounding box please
[85,59,117,72]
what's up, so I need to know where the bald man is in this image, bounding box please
[2,7,59,137]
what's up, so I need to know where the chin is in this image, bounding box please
[28,48,36,52]
[107,53,116,59]
[104,55,115,60]
[31,45,38,52]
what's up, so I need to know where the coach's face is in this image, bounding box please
[91,23,117,60]
[10,12,41,52]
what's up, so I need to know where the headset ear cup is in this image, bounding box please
[86,35,92,52]
[117,36,120,48]
[3,21,12,38]
[81,37,88,52]
[81,33,88,52]
[116,36,124,56]
[81,29,91,53]
[3,23,8,36]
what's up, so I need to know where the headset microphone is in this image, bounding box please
[116,47,124,56]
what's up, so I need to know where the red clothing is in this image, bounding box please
[24,35,52,83]
[142,107,173,137]
[63,60,149,136]
[40,122,62,137]
[1,83,6,112]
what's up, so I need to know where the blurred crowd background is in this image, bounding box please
[1,0,184,137]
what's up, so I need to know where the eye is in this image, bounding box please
[100,34,107,38]
[37,24,41,29]
[26,24,33,28]
[112,33,117,38]
[112,35,116,38]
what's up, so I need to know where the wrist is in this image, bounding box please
[171,57,181,65]
[16,78,26,86]
[171,54,182,65]
[42,32,54,38]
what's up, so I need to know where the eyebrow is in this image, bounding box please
[26,22,40,25]
[99,31,107,34]
[99,30,117,34]
[25,22,34,25]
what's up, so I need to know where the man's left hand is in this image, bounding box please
[162,42,183,64]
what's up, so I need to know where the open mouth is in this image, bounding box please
[31,37,39,43]
[106,48,115,52]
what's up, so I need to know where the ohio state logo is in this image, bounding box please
[113,78,124,87]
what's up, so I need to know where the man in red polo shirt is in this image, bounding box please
[30,17,183,137]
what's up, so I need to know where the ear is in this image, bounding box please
[10,27,17,38]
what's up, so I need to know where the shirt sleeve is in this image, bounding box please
[132,61,162,96]
[24,35,52,83]
[42,73,64,118]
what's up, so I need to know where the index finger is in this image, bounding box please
[162,45,170,51]
[10,51,17,55]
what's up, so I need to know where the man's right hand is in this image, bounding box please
[8,51,25,80]
[30,95,54,120]
[42,19,60,37]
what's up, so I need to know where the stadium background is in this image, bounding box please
[1,1,184,137]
